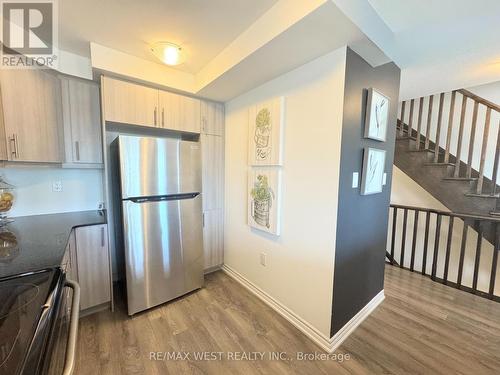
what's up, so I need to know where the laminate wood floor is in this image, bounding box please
[74,265,500,374]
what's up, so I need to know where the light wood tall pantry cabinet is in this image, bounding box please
[201,132,224,270]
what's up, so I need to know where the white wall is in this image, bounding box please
[391,167,499,296]
[1,167,104,217]
[224,47,346,338]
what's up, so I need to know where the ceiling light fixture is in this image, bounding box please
[151,42,185,66]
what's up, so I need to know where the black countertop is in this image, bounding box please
[0,210,106,279]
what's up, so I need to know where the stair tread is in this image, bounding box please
[443,177,478,181]
[423,162,455,166]
[408,148,441,154]
[464,193,500,198]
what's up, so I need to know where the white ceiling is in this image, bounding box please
[59,0,277,73]
[368,0,500,33]
[367,0,500,67]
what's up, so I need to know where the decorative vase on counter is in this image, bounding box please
[0,176,15,226]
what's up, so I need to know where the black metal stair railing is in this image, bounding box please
[387,204,500,301]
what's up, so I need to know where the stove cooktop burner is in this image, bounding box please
[0,271,54,375]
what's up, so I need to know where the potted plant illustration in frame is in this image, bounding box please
[364,88,390,142]
[248,169,281,235]
[254,108,272,160]
[248,97,285,166]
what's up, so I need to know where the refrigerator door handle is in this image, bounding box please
[128,192,200,203]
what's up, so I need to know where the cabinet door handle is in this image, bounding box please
[162,108,165,128]
[154,107,157,126]
[75,141,80,161]
[202,212,205,228]
[8,134,17,158]
[101,226,105,247]
[14,134,19,158]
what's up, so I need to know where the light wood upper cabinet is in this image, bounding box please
[0,69,63,162]
[75,224,111,311]
[61,78,103,164]
[159,90,201,133]
[102,76,159,127]
[201,101,224,136]
[102,76,202,133]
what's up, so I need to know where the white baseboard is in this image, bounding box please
[222,264,384,353]
[329,289,385,352]
[204,265,222,275]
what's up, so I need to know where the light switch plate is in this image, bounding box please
[352,172,359,188]
[260,252,267,266]
[52,181,63,192]
[382,173,387,186]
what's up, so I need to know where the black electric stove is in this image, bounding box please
[0,268,64,375]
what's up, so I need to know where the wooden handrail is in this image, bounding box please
[458,89,500,113]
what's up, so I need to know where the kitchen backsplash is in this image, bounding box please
[1,167,104,217]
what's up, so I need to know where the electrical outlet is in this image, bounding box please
[52,181,63,192]
[260,252,267,267]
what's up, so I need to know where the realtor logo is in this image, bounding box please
[1,0,58,68]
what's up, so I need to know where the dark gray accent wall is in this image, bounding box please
[330,48,400,336]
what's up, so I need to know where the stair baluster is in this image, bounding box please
[399,101,406,137]
[472,220,483,291]
[444,91,457,164]
[476,107,491,194]
[489,222,499,298]
[456,221,469,287]
[443,216,455,283]
[433,93,445,163]
[453,95,468,178]
[492,121,500,197]
[466,101,479,179]
[410,210,419,271]
[424,95,434,150]
[415,97,424,150]
[408,99,414,144]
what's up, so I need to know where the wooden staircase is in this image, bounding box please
[396,89,500,218]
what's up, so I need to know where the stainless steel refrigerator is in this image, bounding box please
[116,135,204,315]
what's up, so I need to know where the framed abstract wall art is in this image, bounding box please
[360,147,386,195]
[248,168,281,235]
[248,97,285,166]
[364,88,390,142]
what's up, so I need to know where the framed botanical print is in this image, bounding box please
[361,147,386,195]
[365,88,390,142]
[248,97,285,166]
[248,168,282,235]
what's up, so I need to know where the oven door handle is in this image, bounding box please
[62,279,80,375]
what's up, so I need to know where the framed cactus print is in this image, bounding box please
[365,88,390,142]
[248,97,285,166]
[248,168,282,235]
